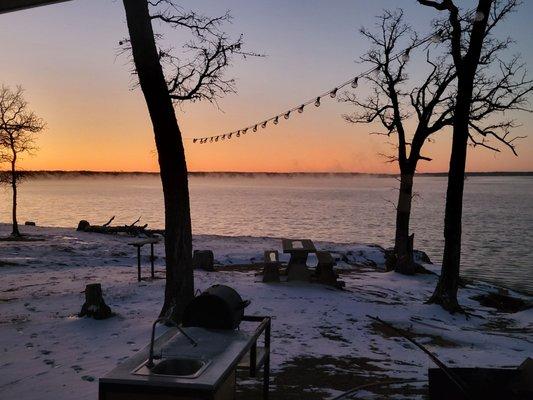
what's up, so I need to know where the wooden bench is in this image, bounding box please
[262,250,281,282]
[314,251,344,288]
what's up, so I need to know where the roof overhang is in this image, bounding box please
[0,0,72,14]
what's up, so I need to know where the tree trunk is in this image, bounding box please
[394,171,415,274]
[429,101,469,312]
[79,283,113,320]
[10,158,20,237]
[122,0,194,322]
[429,0,493,313]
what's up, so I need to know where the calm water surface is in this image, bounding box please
[1,175,531,294]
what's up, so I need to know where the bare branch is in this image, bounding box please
[117,1,263,106]
[0,85,45,186]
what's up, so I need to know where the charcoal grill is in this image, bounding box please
[182,284,250,330]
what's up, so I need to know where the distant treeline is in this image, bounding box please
[2,170,532,178]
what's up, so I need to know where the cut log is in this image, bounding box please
[77,220,90,231]
[79,283,112,319]
[76,219,158,236]
[192,250,214,271]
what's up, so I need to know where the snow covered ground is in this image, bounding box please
[0,224,531,399]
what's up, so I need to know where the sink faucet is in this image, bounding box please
[146,317,198,369]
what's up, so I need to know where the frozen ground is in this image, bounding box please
[0,224,531,399]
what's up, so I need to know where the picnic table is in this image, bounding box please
[281,239,316,266]
[281,239,316,281]
[128,238,160,281]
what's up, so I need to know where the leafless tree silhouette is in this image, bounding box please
[418,0,533,312]
[121,0,258,321]
[342,10,456,274]
[0,85,45,238]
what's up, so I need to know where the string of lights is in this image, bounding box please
[186,9,479,145]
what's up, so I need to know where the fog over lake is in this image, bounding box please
[1,174,531,294]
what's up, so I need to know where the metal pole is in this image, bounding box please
[263,318,271,400]
[250,342,257,377]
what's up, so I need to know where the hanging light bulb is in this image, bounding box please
[236,131,241,137]
[273,116,279,125]
[330,88,338,98]
[193,138,197,143]
[314,96,321,107]
[474,10,484,21]
[401,49,410,62]
[215,136,219,142]
[351,77,359,89]
[228,133,233,139]
[261,121,267,129]
[298,104,305,113]
[253,125,258,132]
[284,111,290,119]
[431,30,443,43]
[242,128,248,134]
[210,137,214,143]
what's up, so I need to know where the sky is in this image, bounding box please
[0,0,532,173]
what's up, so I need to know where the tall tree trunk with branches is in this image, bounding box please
[419,0,532,311]
[122,0,193,321]
[0,85,45,239]
[121,0,253,321]
[342,10,455,275]
[420,0,493,312]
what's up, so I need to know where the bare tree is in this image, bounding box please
[418,0,533,312]
[342,10,456,274]
[121,0,255,322]
[0,85,45,238]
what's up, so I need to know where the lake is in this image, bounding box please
[1,174,531,294]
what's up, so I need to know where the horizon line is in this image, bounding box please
[5,169,533,176]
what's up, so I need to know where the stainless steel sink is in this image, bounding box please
[133,358,210,378]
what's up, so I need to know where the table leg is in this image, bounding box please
[137,246,141,282]
[288,252,309,267]
[263,319,271,399]
[250,342,257,377]
[150,243,155,279]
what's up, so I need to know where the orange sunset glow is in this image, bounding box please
[2,0,532,173]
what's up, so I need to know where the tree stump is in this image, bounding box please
[79,283,112,319]
[192,250,214,271]
[77,220,90,231]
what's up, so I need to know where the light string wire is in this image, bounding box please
[185,8,477,145]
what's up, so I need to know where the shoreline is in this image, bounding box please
[1,222,532,297]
